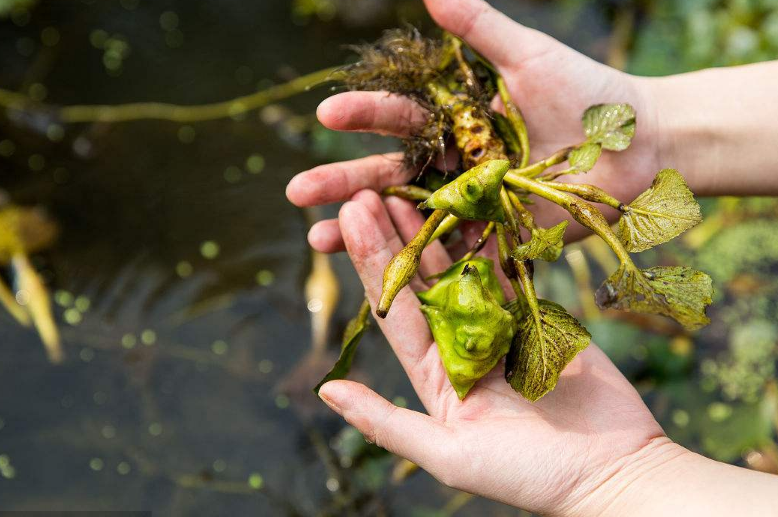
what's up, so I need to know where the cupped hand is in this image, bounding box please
[317,189,674,516]
[286,0,662,253]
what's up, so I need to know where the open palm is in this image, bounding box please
[287,0,675,514]
[312,189,667,515]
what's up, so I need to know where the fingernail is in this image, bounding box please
[319,389,342,416]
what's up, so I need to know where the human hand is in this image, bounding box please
[316,189,675,516]
[286,0,663,252]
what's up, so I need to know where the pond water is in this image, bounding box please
[0,1,628,515]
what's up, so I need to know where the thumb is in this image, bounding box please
[319,380,453,471]
[423,0,563,69]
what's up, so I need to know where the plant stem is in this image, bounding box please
[461,222,495,261]
[496,223,526,306]
[503,173,633,265]
[497,76,531,168]
[376,209,448,318]
[510,146,575,178]
[544,182,625,210]
[429,213,460,243]
[0,67,340,123]
[382,185,433,202]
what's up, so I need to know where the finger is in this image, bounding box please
[318,92,428,137]
[423,0,562,69]
[319,380,453,473]
[383,196,452,279]
[339,200,443,392]
[308,219,345,253]
[287,153,414,207]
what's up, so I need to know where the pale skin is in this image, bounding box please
[285,0,778,515]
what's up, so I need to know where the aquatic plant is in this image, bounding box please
[317,28,713,401]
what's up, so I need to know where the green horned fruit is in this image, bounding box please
[419,159,510,222]
[419,264,516,399]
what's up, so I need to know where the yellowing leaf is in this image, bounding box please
[568,143,602,172]
[582,104,636,151]
[619,169,702,252]
[315,299,371,393]
[506,300,591,402]
[512,221,568,262]
[595,265,713,330]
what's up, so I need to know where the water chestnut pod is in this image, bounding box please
[419,160,510,222]
[420,264,516,399]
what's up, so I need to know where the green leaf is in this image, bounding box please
[314,299,371,393]
[582,104,636,151]
[568,143,602,172]
[619,169,702,252]
[512,221,568,262]
[419,159,510,222]
[421,265,516,399]
[595,265,713,330]
[419,257,505,306]
[506,300,591,402]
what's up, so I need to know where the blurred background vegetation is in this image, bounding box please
[0,0,776,515]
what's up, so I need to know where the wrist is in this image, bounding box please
[561,436,690,517]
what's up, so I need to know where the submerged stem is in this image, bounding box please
[461,222,496,261]
[497,76,531,168]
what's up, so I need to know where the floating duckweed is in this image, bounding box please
[707,402,733,422]
[64,308,83,326]
[0,139,15,157]
[211,340,228,355]
[41,27,60,47]
[101,425,116,439]
[257,359,273,374]
[0,455,16,479]
[392,396,407,408]
[256,269,275,286]
[0,455,8,468]
[248,473,264,490]
[223,165,242,183]
[246,154,265,174]
[102,36,131,75]
[159,11,179,31]
[11,8,30,27]
[46,124,65,142]
[177,125,196,144]
[121,333,137,349]
[116,462,131,475]
[28,153,45,171]
[28,83,47,102]
[141,329,157,346]
[148,422,163,436]
[212,459,227,473]
[73,296,90,313]
[274,394,290,409]
[175,261,193,278]
[89,458,104,471]
[54,291,73,307]
[79,348,95,362]
[325,478,340,492]
[669,336,693,357]
[200,241,220,259]
[89,29,108,48]
[671,409,690,428]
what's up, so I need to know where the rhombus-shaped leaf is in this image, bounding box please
[619,169,702,252]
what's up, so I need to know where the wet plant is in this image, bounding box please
[316,28,714,402]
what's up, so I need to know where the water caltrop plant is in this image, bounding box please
[316,28,713,402]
